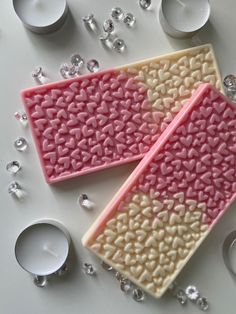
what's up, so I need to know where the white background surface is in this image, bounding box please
[0,0,236,313]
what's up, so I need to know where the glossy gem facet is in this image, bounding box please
[14,137,28,152]
[120,279,131,293]
[6,161,21,174]
[77,194,94,209]
[87,59,99,73]
[196,297,209,311]
[71,54,84,68]
[14,111,28,127]
[32,67,50,84]
[176,289,188,305]
[139,0,152,9]
[103,19,114,33]
[123,13,136,27]
[132,288,145,302]
[185,285,200,301]
[112,38,125,52]
[111,7,124,20]
[83,263,96,276]
[8,181,25,200]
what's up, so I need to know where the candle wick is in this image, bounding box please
[43,245,59,258]
[176,0,186,8]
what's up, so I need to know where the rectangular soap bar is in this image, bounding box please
[22,44,222,183]
[82,84,236,298]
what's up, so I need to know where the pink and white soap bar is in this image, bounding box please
[82,84,236,298]
[22,44,222,183]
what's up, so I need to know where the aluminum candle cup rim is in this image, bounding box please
[222,230,236,275]
[15,220,70,276]
[159,0,211,38]
[12,0,68,34]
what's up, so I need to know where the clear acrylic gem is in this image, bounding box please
[14,137,28,152]
[139,0,152,9]
[196,297,209,311]
[71,54,84,68]
[103,19,114,33]
[123,13,136,27]
[101,261,113,271]
[87,59,99,73]
[14,111,28,127]
[223,74,236,91]
[34,275,48,287]
[8,181,25,200]
[60,63,77,79]
[111,7,124,20]
[32,66,50,85]
[112,38,125,53]
[132,288,145,302]
[82,14,97,31]
[83,263,96,276]
[185,285,200,301]
[120,279,131,293]
[115,272,124,281]
[6,161,21,174]
[77,194,94,209]
[176,289,188,305]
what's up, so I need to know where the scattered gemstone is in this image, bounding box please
[101,261,113,271]
[32,66,50,84]
[223,74,236,91]
[14,111,28,127]
[34,275,48,287]
[6,161,21,174]
[111,7,124,20]
[112,38,126,53]
[123,13,136,27]
[14,137,28,152]
[196,297,209,311]
[60,63,77,79]
[132,288,145,302]
[139,0,152,9]
[120,279,131,293]
[82,14,97,30]
[77,194,94,209]
[56,263,68,276]
[8,181,25,200]
[71,54,84,68]
[103,19,115,33]
[83,263,96,276]
[176,289,188,305]
[185,285,200,301]
[87,59,99,73]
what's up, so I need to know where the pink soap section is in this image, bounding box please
[22,70,159,183]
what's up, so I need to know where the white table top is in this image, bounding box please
[0,0,236,313]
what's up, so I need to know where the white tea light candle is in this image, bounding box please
[15,221,70,278]
[12,0,68,34]
[159,0,210,38]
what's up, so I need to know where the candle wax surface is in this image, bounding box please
[14,0,66,27]
[15,223,69,276]
[162,0,210,32]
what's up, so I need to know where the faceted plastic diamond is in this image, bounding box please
[132,288,145,302]
[120,279,131,293]
[112,38,125,53]
[14,111,28,127]
[34,275,48,287]
[111,7,124,20]
[103,19,115,33]
[14,137,28,152]
[139,0,152,9]
[176,289,188,305]
[82,14,97,31]
[223,74,236,91]
[123,13,136,27]
[196,297,209,311]
[8,181,25,200]
[32,66,50,85]
[115,272,124,281]
[77,194,94,209]
[71,54,84,68]
[6,161,21,174]
[185,285,200,301]
[60,63,78,79]
[83,263,96,276]
[101,261,113,271]
[87,59,99,73]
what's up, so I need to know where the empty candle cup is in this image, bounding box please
[13,0,68,34]
[15,220,71,286]
[159,0,210,38]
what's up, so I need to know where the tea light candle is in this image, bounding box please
[15,221,70,278]
[12,0,68,34]
[159,0,210,38]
